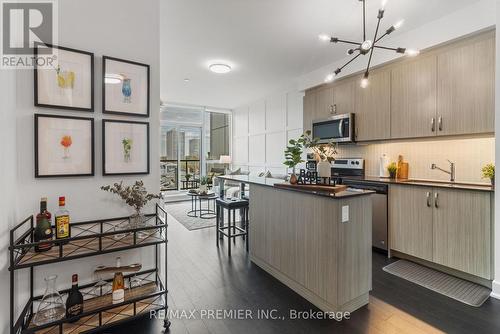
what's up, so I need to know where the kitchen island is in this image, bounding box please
[217,175,374,316]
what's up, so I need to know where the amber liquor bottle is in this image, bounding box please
[34,197,53,252]
[66,274,84,321]
[112,257,125,304]
[55,196,70,241]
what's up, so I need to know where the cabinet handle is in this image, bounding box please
[438,116,443,131]
[434,192,439,208]
[426,192,431,207]
[431,118,435,132]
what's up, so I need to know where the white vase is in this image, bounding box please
[199,184,207,193]
[317,160,331,178]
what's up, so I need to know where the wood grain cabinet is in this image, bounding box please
[303,89,317,133]
[390,55,437,139]
[354,69,391,141]
[437,32,495,136]
[389,185,433,261]
[315,86,335,120]
[432,188,492,279]
[389,185,492,279]
[333,78,356,115]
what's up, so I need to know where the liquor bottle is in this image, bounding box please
[66,274,84,321]
[55,196,70,241]
[112,257,125,304]
[34,197,53,252]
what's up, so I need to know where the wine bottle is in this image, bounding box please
[55,196,70,241]
[112,257,125,304]
[34,197,53,252]
[66,274,84,321]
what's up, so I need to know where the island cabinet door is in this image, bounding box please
[389,185,433,261]
[432,188,492,279]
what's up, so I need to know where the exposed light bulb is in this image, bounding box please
[318,34,331,42]
[360,78,369,88]
[325,74,334,83]
[361,40,373,51]
[405,49,420,57]
[394,19,404,30]
[381,0,388,10]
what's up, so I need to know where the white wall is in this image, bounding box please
[232,90,304,175]
[1,0,160,331]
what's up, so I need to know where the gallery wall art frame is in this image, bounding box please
[35,114,95,178]
[102,56,150,117]
[102,119,150,176]
[34,43,94,112]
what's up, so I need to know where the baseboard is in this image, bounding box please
[491,280,500,299]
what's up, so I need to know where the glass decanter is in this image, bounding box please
[33,275,65,326]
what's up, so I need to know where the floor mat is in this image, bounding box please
[383,260,491,307]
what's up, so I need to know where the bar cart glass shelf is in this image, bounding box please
[9,204,170,334]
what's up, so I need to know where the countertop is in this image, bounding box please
[216,175,375,199]
[342,176,494,192]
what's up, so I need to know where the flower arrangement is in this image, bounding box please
[387,162,398,179]
[482,163,495,186]
[101,180,162,217]
[60,135,72,159]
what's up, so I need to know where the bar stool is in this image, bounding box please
[216,198,249,256]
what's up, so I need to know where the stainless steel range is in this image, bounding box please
[331,159,388,253]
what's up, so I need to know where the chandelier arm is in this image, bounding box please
[364,15,382,76]
[374,31,390,44]
[374,45,398,51]
[362,0,366,41]
[338,53,362,73]
[334,39,362,46]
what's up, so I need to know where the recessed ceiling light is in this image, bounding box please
[184,78,190,82]
[209,63,232,74]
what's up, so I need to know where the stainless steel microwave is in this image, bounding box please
[312,113,355,143]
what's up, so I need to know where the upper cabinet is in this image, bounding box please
[302,30,495,142]
[391,55,437,139]
[333,78,356,115]
[303,88,317,133]
[437,32,495,136]
[355,69,391,141]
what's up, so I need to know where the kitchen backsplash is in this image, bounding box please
[337,137,494,183]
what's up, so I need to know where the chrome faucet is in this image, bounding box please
[431,160,455,182]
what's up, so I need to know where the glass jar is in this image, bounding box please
[33,275,65,326]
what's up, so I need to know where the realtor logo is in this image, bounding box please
[1,0,58,69]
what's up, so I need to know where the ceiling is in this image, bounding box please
[160,0,480,109]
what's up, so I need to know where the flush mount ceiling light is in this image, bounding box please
[209,63,232,74]
[321,0,419,86]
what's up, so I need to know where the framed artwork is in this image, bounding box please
[35,114,94,177]
[34,43,94,111]
[102,120,150,175]
[102,56,150,117]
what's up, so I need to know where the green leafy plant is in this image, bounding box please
[185,173,192,181]
[283,136,306,171]
[101,180,162,215]
[387,162,398,178]
[482,163,495,180]
[302,130,337,163]
[200,176,210,185]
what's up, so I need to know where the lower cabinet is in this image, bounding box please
[389,185,492,279]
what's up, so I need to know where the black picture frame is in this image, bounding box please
[102,119,150,176]
[102,56,150,117]
[35,114,95,178]
[34,43,94,112]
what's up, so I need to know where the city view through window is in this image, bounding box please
[160,106,230,191]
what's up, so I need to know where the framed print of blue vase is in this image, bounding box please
[122,77,132,104]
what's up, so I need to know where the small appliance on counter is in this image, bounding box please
[332,158,388,253]
[379,154,390,178]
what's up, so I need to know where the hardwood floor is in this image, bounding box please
[106,212,500,334]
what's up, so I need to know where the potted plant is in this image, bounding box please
[199,176,210,193]
[101,180,162,230]
[387,162,398,179]
[185,173,192,181]
[283,136,306,184]
[482,163,495,187]
[302,130,337,179]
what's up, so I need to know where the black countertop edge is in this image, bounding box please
[216,175,375,199]
[342,176,494,192]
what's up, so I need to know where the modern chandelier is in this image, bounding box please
[319,0,419,88]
